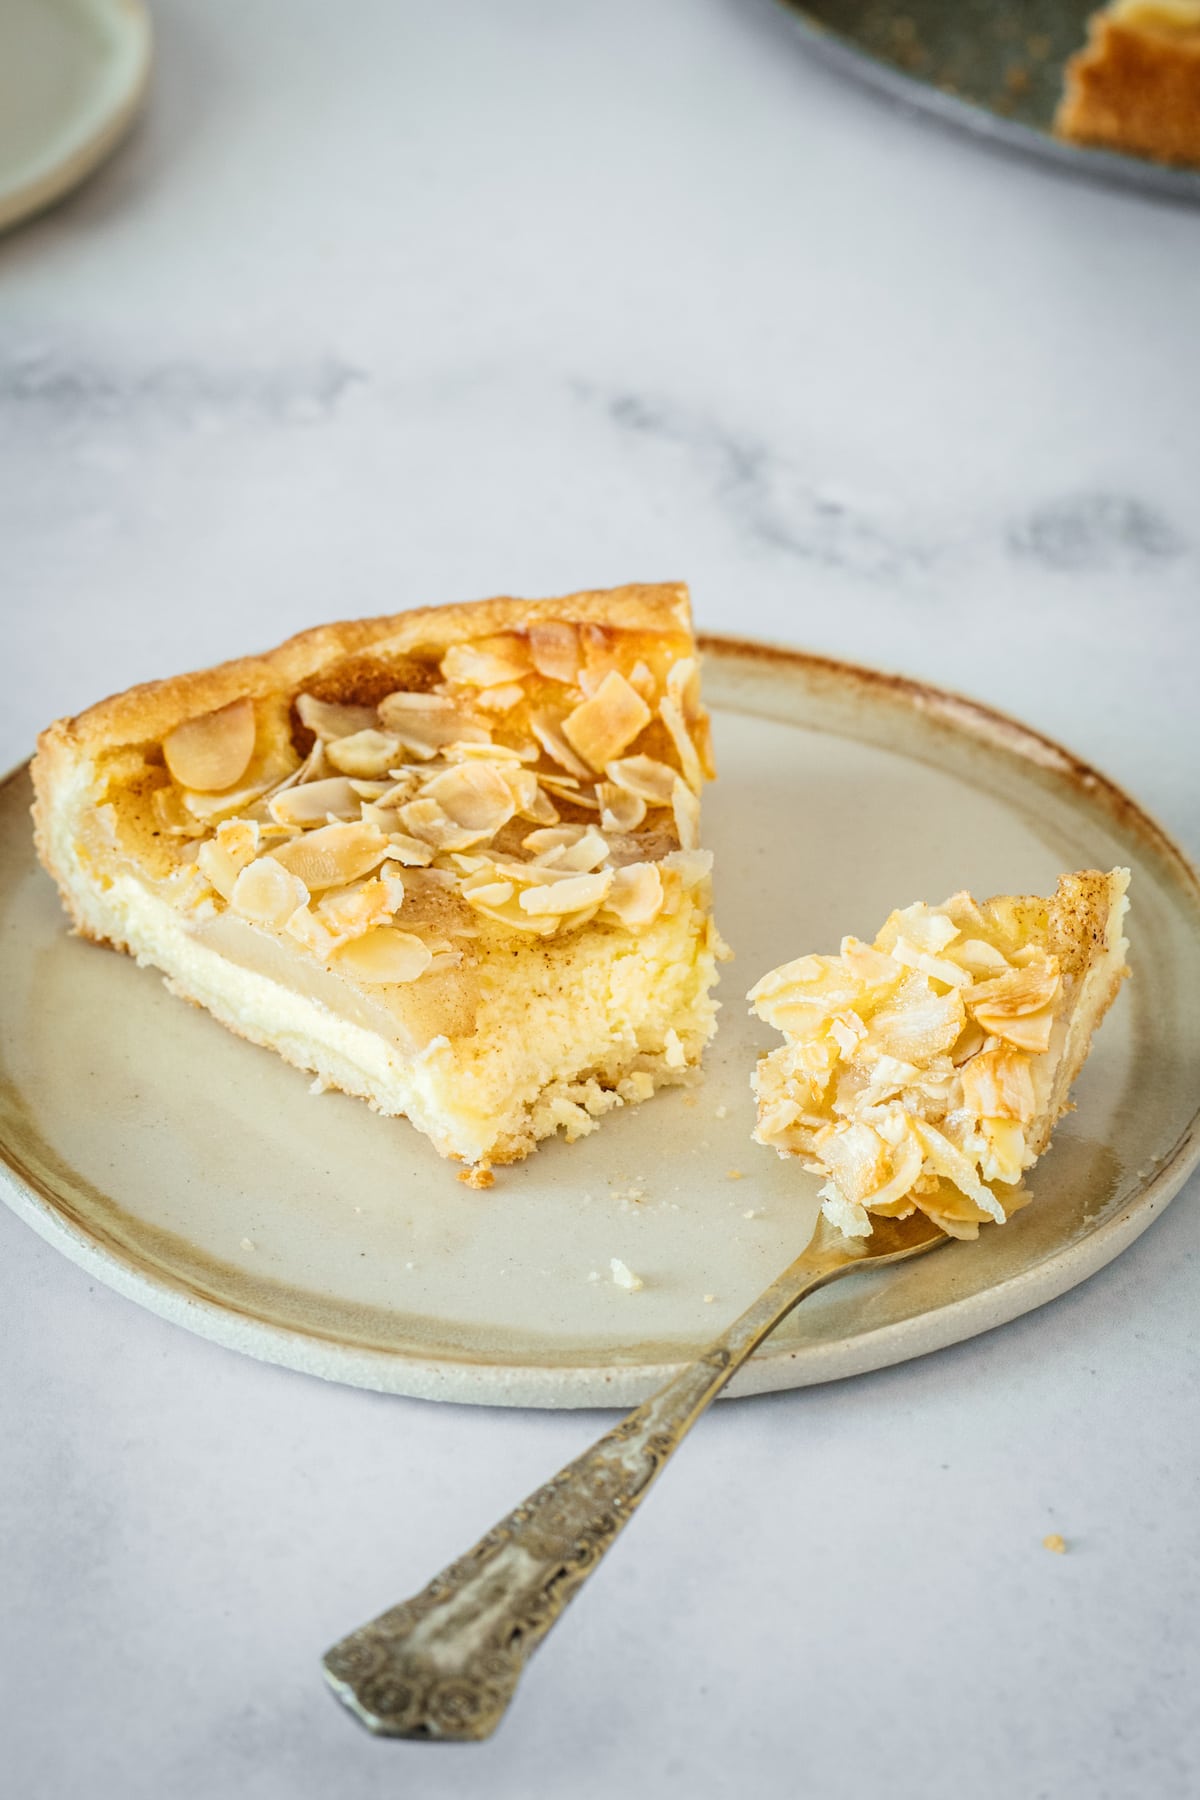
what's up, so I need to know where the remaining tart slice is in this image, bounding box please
[748,871,1130,1239]
[33,583,725,1174]
[1057,2,1200,168]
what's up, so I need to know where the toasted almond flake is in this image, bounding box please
[231,856,310,925]
[325,729,403,779]
[530,712,592,779]
[604,754,677,806]
[527,620,581,684]
[602,861,663,928]
[333,926,433,984]
[525,824,610,872]
[377,691,491,758]
[562,670,652,771]
[379,830,435,866]
[466,879,515,907]
[960,1046,1037,1122]
[660,691,704,795]
[270,820,389,889]
[441,636,531,688]
[398,796,496,853]
[269,777,363,827]
[197,821,259,902]
[163,698,256,793]
[537,772,600,810]
[672,777,700,851]
[180,780,273,823]
[598,782,646,832]
[666,656,701,717]
[519,870,613,916]
[317,871,405,940]
[474,682,526,713]
[628,660,657,704]
[296,694,379,742]
[422,762,518,834]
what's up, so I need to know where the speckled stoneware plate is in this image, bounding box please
[779,0,1200,204]
[0,0,151,234]
[3,639,1199,1408]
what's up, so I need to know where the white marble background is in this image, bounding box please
[2,2,1198,1796]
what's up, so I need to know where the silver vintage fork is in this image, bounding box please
[322,1208,949,1741]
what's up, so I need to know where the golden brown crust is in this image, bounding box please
[1056,16,1200,166]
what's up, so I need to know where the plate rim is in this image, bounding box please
[4,634,1199,1408]
[0,0,153,235]
[776,2,1200,206]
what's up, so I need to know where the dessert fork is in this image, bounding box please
[323,1208,949,1741]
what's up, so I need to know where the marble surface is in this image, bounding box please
[2,2,1198,1795]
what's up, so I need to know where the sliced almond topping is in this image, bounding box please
[665,657,701,718]
[269,777,363,828]
[537,772,599,810]
[604,754,677,806]
[527,621,581,685]
[317,870,405,940]
[628,660,658,704]
[602,861,664,928]
[197,819,261,902]
[530,712,593,779]
[524,824,610,871]
[441,636,531,688]
[295,694,379,742]
[181,781,271,823]
[465,879,515,908]
[231,856,310,926]
[474,683,526,713]
[164,699,256,793]
[381,831,436,867]
[376,691,491,758]
[968,954,1061,1051]
[960,1046,1036,1122]
[598,782,646,833]
[398,796,495,853]
[519,869,613,916]
[672,776,701,851]
[422,762,517,835]
[333,927,433,985]
[270,820,389,890]
[660,692,704,795]
[562,670,652,771]
[325,729,404,778]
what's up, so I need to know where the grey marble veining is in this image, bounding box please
[2,2,1199,1797]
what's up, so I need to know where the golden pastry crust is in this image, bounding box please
[1057,14,1200,168]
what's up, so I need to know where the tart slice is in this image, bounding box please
[748,871,1130,1239]
[1056,2,1200,168]
[33,583,724,1175]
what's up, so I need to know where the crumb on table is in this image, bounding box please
[610,1257,644,1293]
[459,1163,494,1190]
[1042,1533,1067,1555]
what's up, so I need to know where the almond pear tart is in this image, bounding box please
[32,584,726,1177]
[749,871,1130,1240]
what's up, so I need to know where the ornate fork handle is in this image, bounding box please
[322,1232,869,1741]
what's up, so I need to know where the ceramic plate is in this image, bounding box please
[779,1,1200,204]
[3,640,1199,1408]
[0,0,151,234]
